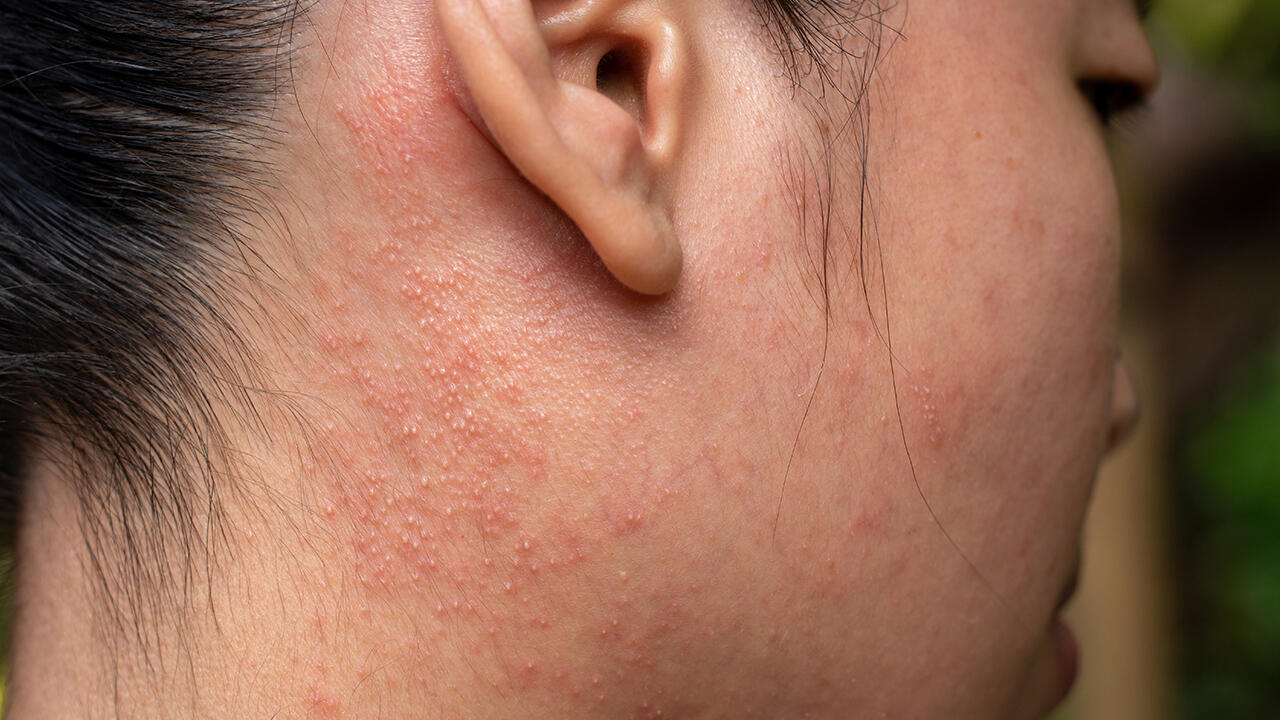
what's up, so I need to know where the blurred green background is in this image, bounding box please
[1057,0,1280,719]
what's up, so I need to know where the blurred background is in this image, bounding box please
[1057,0,1280,718]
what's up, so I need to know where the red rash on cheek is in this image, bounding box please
[292,236,709,713]
[287,78,691,715]
[289,47,580,607]
[302,249,570,598]
[905,373,950,451]
[273,11,750,714]
[304,660,341,719]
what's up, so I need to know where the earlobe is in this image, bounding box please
[436,0,684,295]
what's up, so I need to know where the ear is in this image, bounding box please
[436,0,685,295]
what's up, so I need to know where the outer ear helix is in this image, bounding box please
[643,18,684,166]
[436,0,683,295]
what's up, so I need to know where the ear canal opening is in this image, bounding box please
[595,46,647,125]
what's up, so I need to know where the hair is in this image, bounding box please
[0,0,883,649]
[0,0,307,632]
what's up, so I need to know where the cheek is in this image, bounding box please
[271,0,708,661]
[864,59,1122,604]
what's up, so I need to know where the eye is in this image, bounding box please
[1079,79,1145,127]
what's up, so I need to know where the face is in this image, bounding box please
[248,0,1154,717]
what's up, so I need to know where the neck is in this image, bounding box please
[5,448,684,720]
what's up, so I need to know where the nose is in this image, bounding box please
[1106,359,1140,453]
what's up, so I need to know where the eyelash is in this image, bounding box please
[761,1,1153,133]
[1079,80,1147,128]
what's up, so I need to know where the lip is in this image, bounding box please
[1045,557,1083,710]
[1055,561,1081,614]
[1049,618,1081,708]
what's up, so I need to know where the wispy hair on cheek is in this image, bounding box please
[745,0,905,529]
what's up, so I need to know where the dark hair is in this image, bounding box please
[0,0,881,638]
[0,0,305,627]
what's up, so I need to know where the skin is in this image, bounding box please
[7,0,1152,718]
